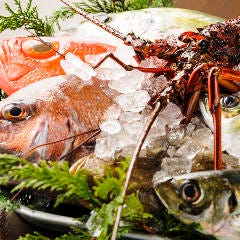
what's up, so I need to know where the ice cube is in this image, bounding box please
[176,140,201,160]
[94,137,116,160]
[185,123,196,136]
[60,53,96,81]
[167,145,176,158]
[85,52,127,81]
[119,111,141,123]
[144,135,168,156]
[108,69,145,93]
[113,45,137,66]
[140,56,167,68]
[85,52,109,66]
[86,211,102,237]
[165,124,186,146]
[96,68,126,81]
[115,90,150,112]
[192,128,213,148]
[161,157,192,176]
[112,130,135,149]
[153,170,170,182]
[85,45,137,70]
[161,102,184,126]
[100,120,121,135]
[74,154,108,176]
[122,120,144,140]
[149,115,168,137]
[223,133,240,159]
[103,104,122,121]
[141,75,168,98]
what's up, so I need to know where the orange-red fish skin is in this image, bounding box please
[0,37,116,95]
[0,74,116,161]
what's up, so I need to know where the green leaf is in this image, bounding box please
[0,0,54,36]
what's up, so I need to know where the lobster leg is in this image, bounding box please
[218,68,240,92]
[93,52,174,74]
[208,67,223,170]
[183,64,225,170]
[183,64,205,123]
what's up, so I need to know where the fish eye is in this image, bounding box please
[220,95,239,109]
[1,103,30,122]
[198,39,209,50]
[180,180,201,203]
[103,16,112,23]
[32,42,53,52]
[22,38,59,59]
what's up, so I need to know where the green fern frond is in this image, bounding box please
[0,0,173,36]
[0,0,54,36]
[0,154,92,206]
[0,154,204,240]
[18,232,51,240]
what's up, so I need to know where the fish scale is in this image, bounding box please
[0,74,115,162]
[0,37,116,95]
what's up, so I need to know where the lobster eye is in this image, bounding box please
[1,103,30,122]
[220,95,239,108]
[22,38,59,59]
[180,180,201,203]
[198,39,209,50]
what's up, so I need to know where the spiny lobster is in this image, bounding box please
[61,0,240,171]
[60,1,240,238]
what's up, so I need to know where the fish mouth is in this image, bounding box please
[0,139,23,157]
[0,145,21,157]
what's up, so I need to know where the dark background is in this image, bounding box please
[174,0,239,19]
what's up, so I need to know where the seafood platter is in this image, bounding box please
[0,1,240,239]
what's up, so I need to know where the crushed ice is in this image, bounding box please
[115,90,150,112]
[85,45,138,81]
[67,46,240,178]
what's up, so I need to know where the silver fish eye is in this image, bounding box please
[180,179,202,203]
[220,95,239,109]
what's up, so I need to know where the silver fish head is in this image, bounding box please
[199,92,240,159]
[153,170,240,240]
[199,92,240,132]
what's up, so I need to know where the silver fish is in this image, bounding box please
[199,93,240,159]
[153,170,240,240]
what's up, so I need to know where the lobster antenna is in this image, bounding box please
[60,0,127,42]
[23,129,100,160]
[111,101,163,240]
[59,129,100,160]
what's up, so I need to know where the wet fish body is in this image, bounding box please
[154,170,240,240]
[0,37,115,95]
[0,74,115,162]
[0,8,222,95]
